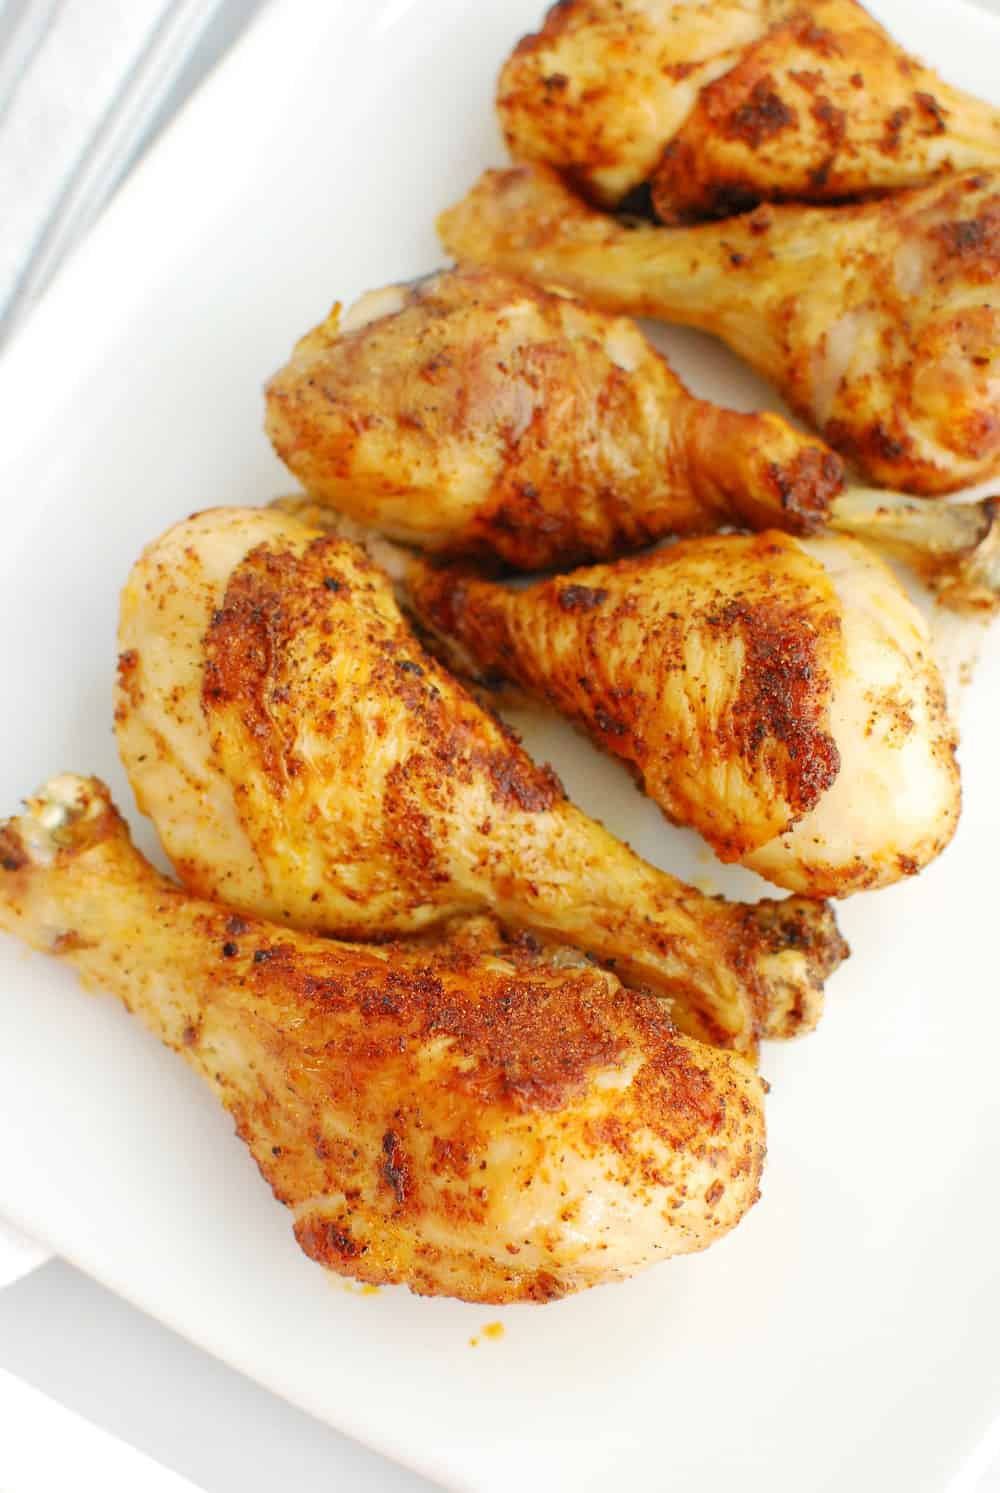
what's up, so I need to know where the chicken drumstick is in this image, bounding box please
[115,507,847,1053]
[268,266,1000,608]
[406,532,960,898]
[0,775,766,1303]
[265,265,842,572]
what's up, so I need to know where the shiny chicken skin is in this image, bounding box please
[115,507,847,1053]
[440,166,1000,494]
[265,266,843,571]
[497,0,780,207]
[0,776,766,1303]
[652,0,1000,222]
[409,532,960,897]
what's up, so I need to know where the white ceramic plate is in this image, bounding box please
[2,3,999,1490]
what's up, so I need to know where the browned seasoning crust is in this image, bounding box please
[0,778,767,1303]
[202,537,564,831]
[407,531,844,863]
[721,74,798,151]
[264,264,844,570]
[115,509,848,1056]
[651,0,1000,222]
[731,894,848,1040]
[0,824,29,873]
[193,923,765,1300]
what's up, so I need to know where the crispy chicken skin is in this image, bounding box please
[409,533,960,897]
[114,507,847,1053]
[651,0,1000,222]
[439,165,1000,494]
[0,776,766,1303]
[497,0,779,207]
[265,266,844,569]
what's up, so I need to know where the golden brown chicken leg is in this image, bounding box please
[265,266,843,571]
[115,507,847,1053]
[266,267,1000,610]
[651,0,1000,222]
[407,532,960,898]
[0,775,766,1303]
[439,165,1000,494]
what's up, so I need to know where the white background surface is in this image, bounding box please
[3,2,1000,1492]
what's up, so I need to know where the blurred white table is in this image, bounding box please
[0,1261,437,1492]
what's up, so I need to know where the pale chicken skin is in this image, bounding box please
[652,0,1000,222]
[265,266,843,571]
[439,166,1000,494]
[746,537,960,894]
[497,0,780,207]
[409,532,959,897]
[0,776,766,1303]
[829,487,1000,616]
[114,507,847,1053]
